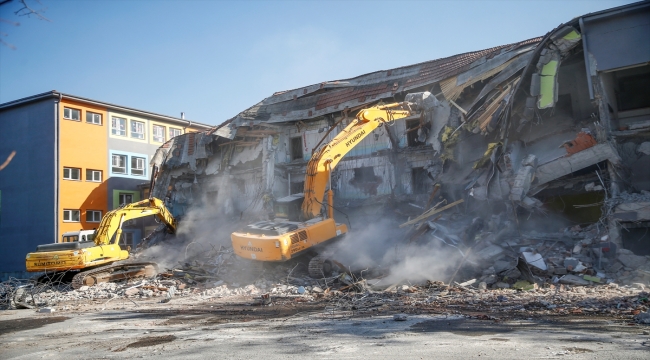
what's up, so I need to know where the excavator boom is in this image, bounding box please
[93,197,176,246]
[301,104,414,219]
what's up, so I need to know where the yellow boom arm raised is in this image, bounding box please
[301,102,416,220]
[93,197,176,246]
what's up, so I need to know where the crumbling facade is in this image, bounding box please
[151,2,650,271]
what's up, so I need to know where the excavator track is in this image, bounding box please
[71,262,158,289]
[308,254,335,279]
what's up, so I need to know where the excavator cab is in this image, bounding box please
[273,194,305,221]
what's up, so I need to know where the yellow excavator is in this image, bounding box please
[231,92,437,277]
[26,196,176,288]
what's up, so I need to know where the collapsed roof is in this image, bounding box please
[213,37,541,138]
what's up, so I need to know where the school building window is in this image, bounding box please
[112,154,127,174]
[169,127,182,139]
[153,125,165,142]
[86,112,102,125]
[131,120,145,139]
[111,117,126,136]
[63,107,80,121]
[119,193,133,206]
[63,167,81,180]
[131,157,146,176]
[63,209,80,222]
[86,169,102,182]
[86,210,102,222]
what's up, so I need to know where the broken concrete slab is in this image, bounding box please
[522,251,547,271]
[613,202,650,222]
[617,254,648,269]
[476,245,505,261]
[535,143,621,186]
[494,260,516,273]
[559,274,589,286]
[510,155,537,202]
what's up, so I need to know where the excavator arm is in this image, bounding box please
[93,197,176,246]
[301,102,418,220]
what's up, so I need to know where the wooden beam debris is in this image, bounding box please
[399,199,464,228]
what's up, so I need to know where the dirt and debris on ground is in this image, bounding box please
[3,197,650,326]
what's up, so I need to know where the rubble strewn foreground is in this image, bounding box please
[2,235,649,326]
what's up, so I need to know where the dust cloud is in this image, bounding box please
[137,181,243,272]
[328,216,464,284]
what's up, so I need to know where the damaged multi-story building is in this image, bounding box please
[151,1,650,262]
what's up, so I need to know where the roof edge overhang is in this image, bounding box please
[0,90,213,129]
[581,0,649,22]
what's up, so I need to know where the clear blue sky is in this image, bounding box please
[0,0,636,125]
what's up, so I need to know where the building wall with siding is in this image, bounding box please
[58,99,108,239]
[0,99,56,278]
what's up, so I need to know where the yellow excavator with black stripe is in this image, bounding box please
[26,196,176,288]
[231,92,436,277]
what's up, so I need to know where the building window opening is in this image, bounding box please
[112,154,127,174]
[153,125,165,142]
[86,112,102,125]
[63,107,80,121]
[169,127,182,139]
[63,167,81,180]
[86,169,102,182]
[63,168,81,180]
[63,209,80,222]
[291,137,303,161]
[617,71,650,112]
[86,210,102,222]
[290,181,304,195]
[131,157,146,176]
[406,119,425,147]
[131,120,145,139]
[118,193,133,206]
[411,167,431,194]
[111,117,126,136]
[349,166,383,196]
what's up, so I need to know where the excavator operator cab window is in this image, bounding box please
[274,196,304,221]
[62,235,78,243]
[275,204,289,218]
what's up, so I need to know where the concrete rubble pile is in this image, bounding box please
[413,213,650,289]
